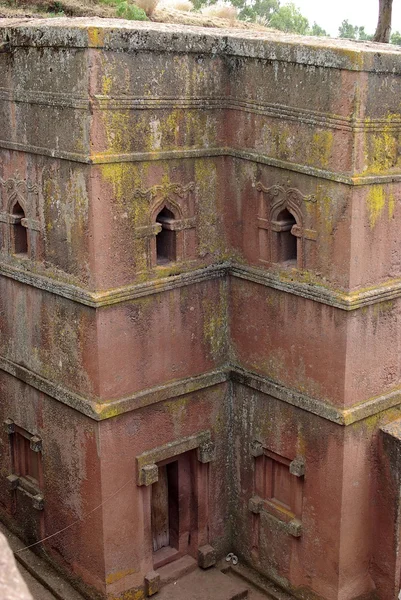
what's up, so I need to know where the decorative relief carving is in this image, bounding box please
[256,181,317,269]
[136,431,213,486]
[132,181,196,267]
[256,182,316,206]
[133,182,195,204]
[0,171,41,258]
[0,171,39,212]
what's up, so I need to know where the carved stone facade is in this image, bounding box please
[0,18,401,600]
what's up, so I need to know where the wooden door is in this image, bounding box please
[151,465,170,552]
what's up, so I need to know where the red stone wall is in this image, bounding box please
[1,19,401,600]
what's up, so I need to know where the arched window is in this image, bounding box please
[275,208,297,265]
[156,207,176,264]
[11,202,28,256]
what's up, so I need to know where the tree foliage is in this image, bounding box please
[391,30,401,45]
[192,0,327,34]
[267,2,309,34]
[338,20,373,40]
[233,0,279,22]
[310,22,327,37]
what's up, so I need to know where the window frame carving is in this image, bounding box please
[0,171,40,260]
[249,441,305,538]
[257,182,317,270]
[132,182,196,268]
[4,419,44,511]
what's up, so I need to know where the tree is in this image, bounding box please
[373,0,393,43]
[338,21,373,41]
[338,19,357,39]
[357,26,373,41]
[269,2,309,34]
[310,22,327,37]
[391,30,401,45]
[235,0,279,21]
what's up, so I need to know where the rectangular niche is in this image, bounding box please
[250,445,304,538]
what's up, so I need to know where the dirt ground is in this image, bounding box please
[0,0,270,30]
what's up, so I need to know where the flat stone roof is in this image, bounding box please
[1,17,401,73]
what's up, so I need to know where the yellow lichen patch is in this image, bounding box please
[363,114,401,175]
[87,27,105,48]
[102,74,113,96]
[366,185,385,228]
[106,569,138,586]
[370,131,398,172]
[108,589,145,600]
[309,130,333,169]
[318,194,334,236]
[372,299,394,318]
[165,396,189,426]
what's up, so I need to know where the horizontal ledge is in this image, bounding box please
[2,21,401,74]
[0,356,228,421]
[0,261,227,307]
[0,356,400,426]
[0,141,400,185]
[2,90,400,133]
[2,260,401,311]
[230,265,401,311]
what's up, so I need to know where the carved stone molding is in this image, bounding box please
[132,181,196,266]
[133,182,195,204]
[257,181,317,269]
[136,430,213,486]
[0,171,39,213]
[256,182,316,206]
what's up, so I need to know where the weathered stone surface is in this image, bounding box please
[1,17,401,600]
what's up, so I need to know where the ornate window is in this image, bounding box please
[156,207,177,264]
[272,208,297,266]
[257,182,317,270]
[132,182,196,269]
[0,171,40,260]
[11,202,28,256]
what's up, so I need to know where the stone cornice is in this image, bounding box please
[230,265,401,311]
[0,141,399,186]
[1,19,401,74]
[0,261,227,308]
[2,260,401,311]
[1,355,400,426]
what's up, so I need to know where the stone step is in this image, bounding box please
[158,554,198,586]
[157,567,249,600]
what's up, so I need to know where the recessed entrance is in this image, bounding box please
[151,452,195,569]
[151,461,179,553]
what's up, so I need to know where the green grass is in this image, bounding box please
[99,0,148,20]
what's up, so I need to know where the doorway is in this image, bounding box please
[151,452,196,569]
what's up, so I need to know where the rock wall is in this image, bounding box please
[1,17,401,600]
